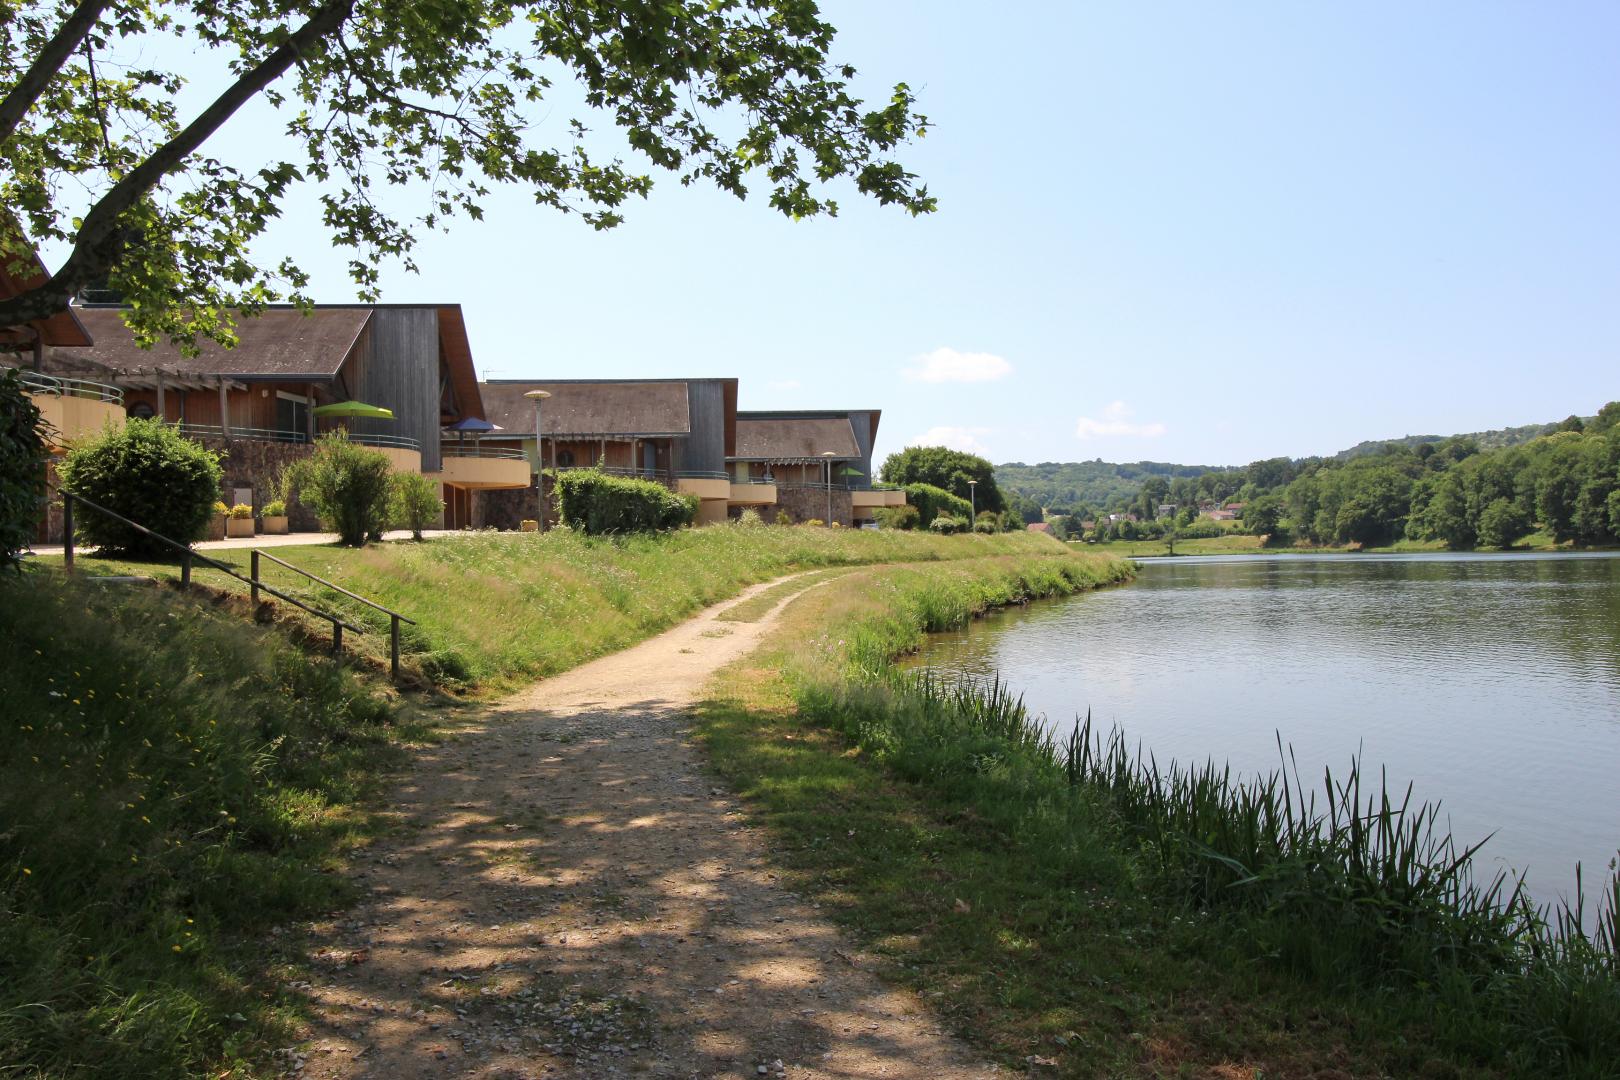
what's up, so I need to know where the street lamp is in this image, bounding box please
[525,390,551,532]
[821,451,837,524]
[967,478,978,521]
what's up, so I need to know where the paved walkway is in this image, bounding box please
[295,574,993,1080]
[27,528,475,556]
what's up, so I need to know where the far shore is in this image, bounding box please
[1070,530,1611,559]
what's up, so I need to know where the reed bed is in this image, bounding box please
[795,618,1620,1074]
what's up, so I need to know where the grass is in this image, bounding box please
[694,552,1620,1078]
[0,571,432,1078]
[38,525,1064,693]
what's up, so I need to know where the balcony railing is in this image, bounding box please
[441,444,526,460]
[14,370,124,404]
[177,423,419,450]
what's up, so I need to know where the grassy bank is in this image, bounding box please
[43,526,1063,693]
[5,527,1082,1075]
[0,572,421,1078]
[696,554,1620,1077]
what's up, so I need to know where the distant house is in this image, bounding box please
[1209,509,1238,522]
[1157,502,1178,518]
[1027,522,1053,535]
[477,378,742,525]
[1223,501,1245,512]
[1080,519,1096,530]
[731,409,903,526]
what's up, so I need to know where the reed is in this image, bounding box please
[801,656,1620,1073]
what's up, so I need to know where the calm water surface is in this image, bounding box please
[914,552,1620,907]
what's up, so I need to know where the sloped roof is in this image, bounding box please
[480,380,692,437]
[0,230,93,348]
[46,306,372,379]
[734,415,860,460]
[435,305,484,421]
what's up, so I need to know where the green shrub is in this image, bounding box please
[389,471,443,540]
[802,518,825,528]
[873,505,920,530]
[285,433,394,546]
[261,499,287,517]
[736,507,764,527]
[929,514,969,534]
[0,369,47,569]
[905,482,973,527]
[554,468,698,534]
[56,418,223,555]
[775,509,794,525]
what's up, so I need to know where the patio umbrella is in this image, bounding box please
[442,416,501,455]
[313,400,395,419]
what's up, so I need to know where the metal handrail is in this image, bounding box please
[12,369,124,404]
[674,469,731,480]
[440,444,526,460]
[250,549,415,679]
[178,422,307,443]
[346,431,420,451]
[59,491,367,661]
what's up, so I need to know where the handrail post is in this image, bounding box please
[180,551,192,589]
[331,620,343,660]
[250,550,260,604]
[390,614,401,681]
[62,494,74,573]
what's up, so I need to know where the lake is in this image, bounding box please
[913,551,1620,910]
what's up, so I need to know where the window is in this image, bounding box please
[556,449,576,467]
[128,401,155,420]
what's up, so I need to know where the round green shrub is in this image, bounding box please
[57,418,223,555]
[284,433,394,546]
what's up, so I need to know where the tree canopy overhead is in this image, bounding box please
[879,444,1003,514]
[0,0,934,349]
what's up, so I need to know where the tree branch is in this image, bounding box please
[0,0,115,145]
[0,0,355,331]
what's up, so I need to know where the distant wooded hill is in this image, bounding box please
[998,416,1572,513]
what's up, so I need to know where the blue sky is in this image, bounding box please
[109,1,1620,467]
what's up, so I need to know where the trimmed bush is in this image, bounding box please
[904,482,973,527]
[554,468,698,534]
[389,471,444,541]
[928,514,969,534]
[57,417,223,555]
[874,504,920,530]
[285,433,394,546]
[0,369,47,569]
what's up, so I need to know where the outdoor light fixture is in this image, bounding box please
[968,478,978,520]
[821,450,837,524]
[525,390,551,532]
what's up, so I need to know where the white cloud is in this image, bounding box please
[768,379,802,391]
[902,347,1013,384]
[908,425,993,455]
[1074,401,1167,440]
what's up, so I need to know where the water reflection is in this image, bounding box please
[914,552,1620,908]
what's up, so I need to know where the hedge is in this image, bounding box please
[57,418,223,555]
[554,469,698,534]
[904,482,973,527]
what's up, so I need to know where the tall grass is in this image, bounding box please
[55,523,1072,693]
[0,572,410,1077]
[791,578,1620,1076]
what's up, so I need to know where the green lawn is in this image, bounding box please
[38,526,1070,694]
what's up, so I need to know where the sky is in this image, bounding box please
[70,1,1620,468]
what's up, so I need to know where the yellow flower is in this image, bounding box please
[21,868,30,876]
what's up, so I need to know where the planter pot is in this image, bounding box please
[261,515,289,535]
[207,514,227,541]
[226,517,255,538]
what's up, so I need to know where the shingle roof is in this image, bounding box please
[46,306,371,379]
[733,416,860,460]
[0,229,93,348]
[480,380,692,437]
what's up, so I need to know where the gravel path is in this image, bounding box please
[294,574,996,1080]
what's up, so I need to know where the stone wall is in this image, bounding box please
[773,485,852,527]
[475,480,552,531]
[193,435,321,531]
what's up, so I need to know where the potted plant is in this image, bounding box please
[226,502,255,538]
[208,500,229,541]
[261,499,289,534]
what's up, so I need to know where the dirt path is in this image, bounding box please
[295,574,995,1080]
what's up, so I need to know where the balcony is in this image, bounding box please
[17,371,124,446]
[436,444,531,489]
[851,488,907,510]
[175,423,422,472]
[673,471,732,501]
[727,479,778,506]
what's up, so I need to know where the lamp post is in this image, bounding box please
[525,390,551,532]
[821,451,837,525]
[968,478,977,522]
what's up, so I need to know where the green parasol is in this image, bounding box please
[313,400,395,420]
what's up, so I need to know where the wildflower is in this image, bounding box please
[21,868,30,876]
